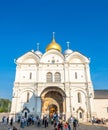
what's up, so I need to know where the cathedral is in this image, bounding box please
[10,34,108,122]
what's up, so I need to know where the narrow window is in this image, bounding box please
[55,72,61,82]
[30,72,32,79]
[27,92,29,103]
[79,112,82,118]
[46,72,53,82]
[25,112,27,118]
[78,92,81,103]
[52,59,55,64]
[107,107,108,113]
[75,72,77,79]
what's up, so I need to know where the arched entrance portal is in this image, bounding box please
[49,104,57,118]
[41,87,66,118]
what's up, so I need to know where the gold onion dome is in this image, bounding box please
[46,34,62,52]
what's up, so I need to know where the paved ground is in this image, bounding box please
[1,122,108,130]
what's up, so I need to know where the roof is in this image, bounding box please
[94,90,108,99]
[46,38,62,52]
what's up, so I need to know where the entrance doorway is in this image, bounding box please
[22,107,30,118]
[49,104,57,118]
[41,87,66,118]
[77,107,84,121]
[25,112,27,118]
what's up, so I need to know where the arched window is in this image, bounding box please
[46,72,53,82]
[75,72,77,79]
[55,72,61,82]
[27,92,29,103]
[78,92,81,103]
[79,112,82,118]
[25,112,27,118]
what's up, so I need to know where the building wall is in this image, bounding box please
[94,99,108,119]
[10,49,94,122]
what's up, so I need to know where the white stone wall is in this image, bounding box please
[11,49,95,122]
[94,99,108,119]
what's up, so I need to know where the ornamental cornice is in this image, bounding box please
[14,82,37,87]
[38,82,64,87]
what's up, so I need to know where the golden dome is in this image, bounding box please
[46,38,62,52]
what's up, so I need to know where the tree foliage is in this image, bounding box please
[0,98,11,112]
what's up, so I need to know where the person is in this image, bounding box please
[64,122,68,130]
[54,120,57,130]
[68,122,71,130]
[20,117,25,128]
[60,121,63,130]
[44,117,47,128]
[73,119,78,130]
[13,126,17,130]
[10,117,13,126]
[92,116,95,125]
[58,121,61,130]
[7,117,9,124]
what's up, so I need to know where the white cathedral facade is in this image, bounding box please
[10,35,108,122]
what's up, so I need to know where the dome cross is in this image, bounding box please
[36,42,40,51]
[66,41,70,49]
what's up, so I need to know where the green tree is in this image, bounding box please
[0,99,11,112]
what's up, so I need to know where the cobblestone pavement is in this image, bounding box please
[0,122,108,130]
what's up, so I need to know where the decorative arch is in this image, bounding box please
[18,89,36,105]
[22,106,30,113]
[76,107,85,113]
[41,86,66,98]
[40,87,66,117]
[66,51,89,63]
[71,88,87,98]
[18,88,36,97]
[40,49,64,63]
[16,51,40,64]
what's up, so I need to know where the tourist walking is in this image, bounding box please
[10,117,13,126]
[73,119,78,130]
[64,122,68,130]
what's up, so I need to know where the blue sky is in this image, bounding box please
[0,0,108,99]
